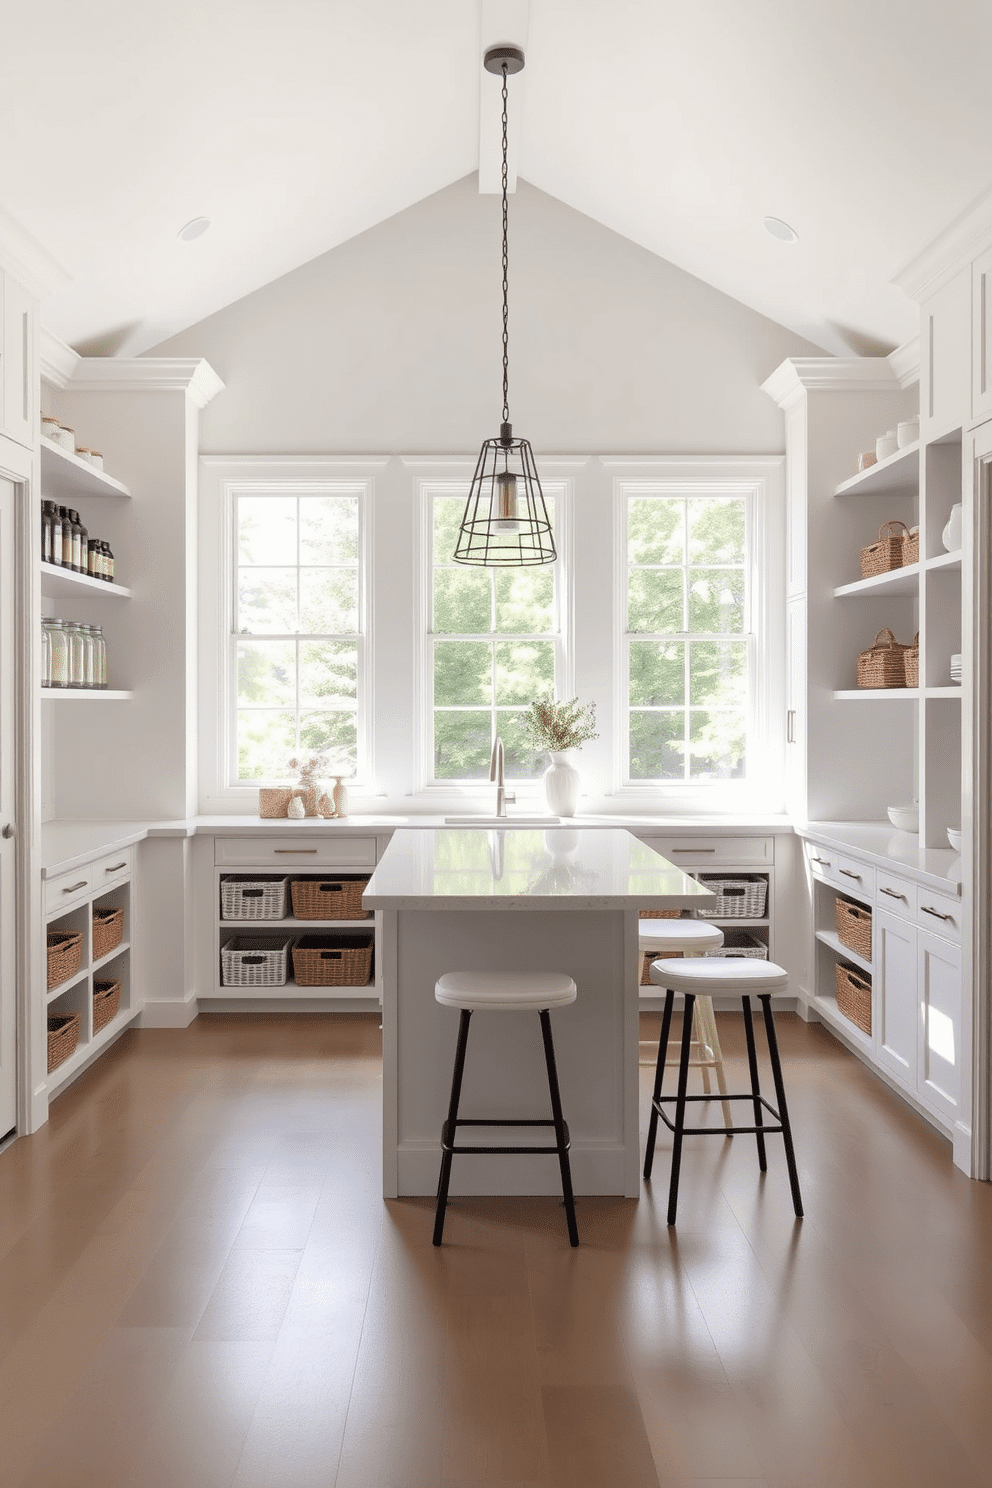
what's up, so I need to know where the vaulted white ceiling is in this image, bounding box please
[2,0,990,359]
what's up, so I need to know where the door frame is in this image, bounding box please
[967,424,992,1179]
[0,432,41,1137]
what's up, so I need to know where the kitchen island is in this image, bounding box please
[362,827,711,1198]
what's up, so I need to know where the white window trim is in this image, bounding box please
[605,457,785,807]
[198,456,385,813]
[412,465,576,798]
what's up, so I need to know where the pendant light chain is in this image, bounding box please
[500,61,510,427]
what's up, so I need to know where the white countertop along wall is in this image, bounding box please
[362,828,712,911]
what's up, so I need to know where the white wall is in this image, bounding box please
[152,174,823,454]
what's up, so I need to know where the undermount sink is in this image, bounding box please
[443,816,561,826]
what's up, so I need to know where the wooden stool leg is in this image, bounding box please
[759,995,804,1219]
[667,994,696,1226]
[539,1009,579,1247]
[697,996,733,1133]
[433,1008,472,1247]
[695,996,712,1093]
[741,995,767,1172]
[643,988,675,1180]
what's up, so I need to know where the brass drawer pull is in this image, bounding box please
[880,887,906,900]
[921,905,953,922]
[105,861,128,873]
[62,880,88,894]
[810,856,830,866]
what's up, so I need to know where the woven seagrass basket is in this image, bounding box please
[835,896,872,960]
[904,633,920,688]
[47,930,82,990]
[860,520,910,579]
[857,629,912,689]
[835,962,872,1035]
[291,932,373,987]
[92,979,122,1033]
[47,1013,80,1073]
[92,906,124,960]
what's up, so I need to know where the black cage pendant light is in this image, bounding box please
[453,45,556,567]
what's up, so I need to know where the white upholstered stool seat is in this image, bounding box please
[648,957,790,997]
[638,920,724,955]
[435,970,577,1012]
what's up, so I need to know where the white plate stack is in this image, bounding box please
[950,652,962,684]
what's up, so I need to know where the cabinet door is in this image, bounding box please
[917,929,962,1123]
[922,269,970,439]
[973,245,992,426]
[785,598,806,818]
[874,907,917,1086]
[0,272,36,450]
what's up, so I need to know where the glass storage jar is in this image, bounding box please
[45,619,69,689]
[40,620,50,687]
[66,621,87,688]
[91,625,108,688]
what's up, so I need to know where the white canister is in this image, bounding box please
[40,414,61,443]
[54,425,76,454]
[942,503,963,552]
[86,449,105,471]
[896,416,920,448]
[875,431,898,461]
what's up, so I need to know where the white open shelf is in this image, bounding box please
[46,1006,140,1096]
[41,689,133,701]
[926,687,963,698]
[40,437,131,500]
[834,564,919,599]
[927,549,962,572]
[833,440,919,496]
[811,992,873,1052]
[815,929,871,975]
[834,688,919,700]
[218,917,374,930]
[40,562,130,600]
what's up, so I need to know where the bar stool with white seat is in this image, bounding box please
[643,956,804,1226]
[638,919,732,1128]
[432,970,579,1248]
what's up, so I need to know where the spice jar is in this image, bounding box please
[54,424,76,454]
[91,625,108,688]
[66,621,87,688]
[45,619,69,689]
[87,450,105,472]
[41,414,61,443]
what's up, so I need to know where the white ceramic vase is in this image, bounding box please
[543,751,580,817]
[942,503,962,552]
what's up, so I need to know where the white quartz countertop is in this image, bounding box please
[797,821,962,894]
[361,827,713,910]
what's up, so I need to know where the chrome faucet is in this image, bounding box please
[489,735,515,818]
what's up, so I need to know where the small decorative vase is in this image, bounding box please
[942,502,962,552]
[286,794,306,820]
[317,792,336,819]
[543,751,580,818]
[332,777,349,818]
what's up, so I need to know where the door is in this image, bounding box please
[917,929,962,1125]
[874,907,917,1087]
[0,477,15,1137]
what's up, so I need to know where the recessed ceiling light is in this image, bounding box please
[177,217,210,243]
[764,215,798,243]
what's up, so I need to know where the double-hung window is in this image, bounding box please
[622,484,754,783]
[426,485,564,784]
[232,486,365,784]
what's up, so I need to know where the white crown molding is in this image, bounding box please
[399,455,477,468]
[761,356,898,409]
[0,206,71,300]
[39,327,81,389]
[66,357,226,408]
[888,334,920,389]
[893,184,992,302]
[199,455,390,470]
[599,455,783,470]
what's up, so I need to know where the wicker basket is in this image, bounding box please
[639,908,683,920]
[857,628,912,689]
[835,897,872,960]
[640,948,684,985]
[905,633,920,688]
[290,876,370,921]
[704,930,769,959]
[291,932,374,987]
[860,520,910,579]
[697,874,768,918]
[220,875,290,921]
[220,935,293,988]
[47,1013,80,1073]
[902,528,920,566]
[92,979,122,1033]
[835,962,872,1035]
[92,906,124,960]
[259,787,317,818]
[47,930,83,990]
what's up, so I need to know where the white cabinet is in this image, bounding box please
[917,929,962,1124]
[922,269,971,440]
[874,907,917,1085]
[785,598,806,818]
[1,270,36,450]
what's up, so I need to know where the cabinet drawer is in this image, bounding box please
[45,845,134,918]
[642,836,772,866]
[916,886,962,944]
[804,841,841,886]
[835,854,874,901]
[214,836,377,868]
[876,870,914,919]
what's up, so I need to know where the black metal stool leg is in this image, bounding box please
[759,995,804,1218]
[643,987,676,1181]
[741,995,767,1172]
[539,1009,579,1247]
[667,993,695,1226]
[433,1007,472,1246]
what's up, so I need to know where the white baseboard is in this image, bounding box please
[137,995,199,1029]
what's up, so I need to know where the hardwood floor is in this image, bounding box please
[1,1010,990,1487]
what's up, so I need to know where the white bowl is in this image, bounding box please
[887,804,919,832]
[947,828,962,852]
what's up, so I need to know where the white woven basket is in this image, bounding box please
[221,876,290,921]
[697,874,768,919]
[221,935,293,987]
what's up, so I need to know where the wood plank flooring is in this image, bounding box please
[1,1010,991,1487]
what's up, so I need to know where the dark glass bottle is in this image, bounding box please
[103,541,115,583]
[71,510,87,573]
[59,507,73,568]
[50,504,63,566]
[41,502,53,565]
